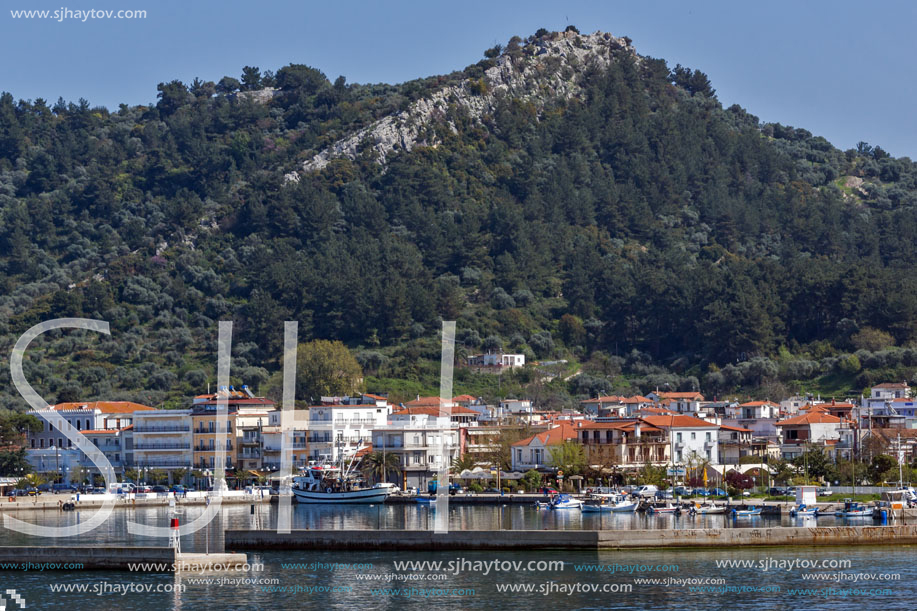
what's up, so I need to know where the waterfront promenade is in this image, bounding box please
[0,490,273,512]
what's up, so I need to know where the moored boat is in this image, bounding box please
[834,499,872,517]
[549,494,583,510]
[690,502,728,515]
[732,506,762,517]
[292,464,392,504]
[789,504,819,517]
[647,503,681,515]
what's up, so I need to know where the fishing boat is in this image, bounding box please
[690,502,728,515]
[834,499,872,517]
[732,506,762,517]
[789,504,819,517]
[292,445,392,504]
[415,496,437,505]
[581,501,614,513]
[549,494,583,510]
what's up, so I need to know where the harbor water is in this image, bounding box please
[3,504,916,609]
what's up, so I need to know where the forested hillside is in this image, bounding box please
[2,27,917,411]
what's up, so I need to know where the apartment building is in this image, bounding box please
[132,409,193,474]
[307,395,391,462]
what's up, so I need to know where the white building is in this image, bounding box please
[372,409,459,489]
[467,353,525,369]
[307,397,391,462]
[261,410,310,471]
[640,415,720,464]
[510,423,579,471]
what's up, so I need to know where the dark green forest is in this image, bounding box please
[2,29,917,411]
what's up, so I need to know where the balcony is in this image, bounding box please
[133,426,189,433]
[134,443,190,450]
[134,459,192,468]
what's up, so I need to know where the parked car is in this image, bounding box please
[136,486,152,493]
[710,488,727,496]
[170,485,187,494]
[90,487,106,494]
[767,487,786,496]
[52,483,75,493]
[654,490,674,500]
[786,487,798,497]
[673,486,693,496]
[37,483,52,493]
[483,488,502,494]
[151,485,168,493]
[817,487,832,497]
[695,488,712,497]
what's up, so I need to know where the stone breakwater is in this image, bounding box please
[225,525,917,551]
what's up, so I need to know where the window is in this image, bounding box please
[68,439,72,447]
[85,419,90,430]
[691,432,696,440]
[58,438,63,448]
[30,439,35,448]
[706,432,711,442]
[40,439,45,448]
[676,432,682,443]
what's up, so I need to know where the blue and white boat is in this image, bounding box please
[732,506,762,517]
[789,504,819,517]
[834,500,872,517]
[549,494,583,510]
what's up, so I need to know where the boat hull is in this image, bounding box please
[292,488,390,504]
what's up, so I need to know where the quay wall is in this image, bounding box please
[225,525,917,551]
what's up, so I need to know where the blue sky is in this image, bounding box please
[2,0,915,157]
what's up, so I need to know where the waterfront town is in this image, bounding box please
[9,360,917,494]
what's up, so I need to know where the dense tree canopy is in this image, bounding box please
[2,30,917,411]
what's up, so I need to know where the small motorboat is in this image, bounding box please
[415,496,436,505]
[549,494,583,510]
[732,506,762,517]
[789,504,819,517]
[581,501,614,513]
[690,502,728,515]
[647,503,681,515]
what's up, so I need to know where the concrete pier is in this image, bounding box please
[225,525,917,551]
[0,546,248,571]
[0,491,272,512]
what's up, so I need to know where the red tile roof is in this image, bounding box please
[640,415,719,429]
[655,392,705,401]
[738,401,778,407]
[511,423,579,447]
[638,407,677,415]
[776,412,844,426]
[452,394,477,402]
[622,396,652,404]
[872,382,909,389]
[579,396,623,404]
[719,424,752,433]
[52,401,154,414]
[405,396,453,408]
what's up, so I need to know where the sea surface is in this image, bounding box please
[3,504,915,609]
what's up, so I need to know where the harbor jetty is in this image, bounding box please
[226,524,917,551]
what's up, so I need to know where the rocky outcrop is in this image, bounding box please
[289,31,634,179]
